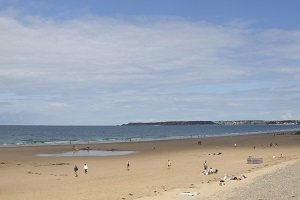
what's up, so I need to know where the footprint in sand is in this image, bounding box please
[50,173,68,177]
[27,171,41,175]
[161,186,167,191]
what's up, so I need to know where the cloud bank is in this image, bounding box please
[0,13,300,124]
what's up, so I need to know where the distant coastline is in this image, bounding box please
[122,120,300,126]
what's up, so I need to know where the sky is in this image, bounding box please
[0,0,300,125]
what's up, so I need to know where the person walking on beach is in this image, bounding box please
[83,163,88,174]
[167,160,171,168]
[234,143,237,149]
[74,165,78,177]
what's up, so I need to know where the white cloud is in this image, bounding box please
[0,15,248,88]
[0,13,300,124]
[256,29,300,60]
[278,67,300,80]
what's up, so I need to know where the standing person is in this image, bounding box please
[74,165,78,177]
[203,160,208,170]
[127,160,130,171]
[83,163,88,174]
[167,160,171,168]
[234,143,237,149]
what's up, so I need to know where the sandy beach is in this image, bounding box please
[1,131,300,200]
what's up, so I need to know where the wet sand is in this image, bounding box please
[0,132,300,200]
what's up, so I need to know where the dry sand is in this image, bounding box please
[0,132,300,200]
[216,159,300,200]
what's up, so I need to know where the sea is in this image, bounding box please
[0,124,299,147]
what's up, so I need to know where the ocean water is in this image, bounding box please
[36,150,136,157]
[0,125,299,147]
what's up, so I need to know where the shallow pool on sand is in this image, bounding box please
[36,150,136,157]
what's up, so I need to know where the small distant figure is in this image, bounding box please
[253,145,256,150]
[270,143,273,148]
[234,144,237,149]
[127,160,130,170]
[198,140,202,145]
[74,165,78,177]
[203,160,208,170]
[167,160,171,168]
[83,163,88,174]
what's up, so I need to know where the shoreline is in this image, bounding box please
[1,131,300,200]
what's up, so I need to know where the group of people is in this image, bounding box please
[74,163,88,177]
[202,160,218,175]
[126,159,171,171]
[74,160,172,177]
[74,160,217,177]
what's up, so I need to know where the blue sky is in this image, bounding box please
[0,0,300,125]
